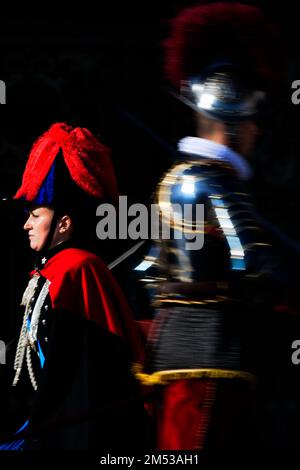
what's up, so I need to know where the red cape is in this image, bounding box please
[35,247,143,362]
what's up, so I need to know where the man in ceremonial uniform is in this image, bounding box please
[0,122,149,450]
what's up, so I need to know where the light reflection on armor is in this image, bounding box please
[178,69,266,122]
[134,152,275,377]
[137,156,272,290]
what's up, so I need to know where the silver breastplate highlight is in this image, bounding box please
[134,155,275,377]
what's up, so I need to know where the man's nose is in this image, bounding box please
[23,217,32,230]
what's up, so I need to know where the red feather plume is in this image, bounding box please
[164,3,284,93]
[14,122,119,205]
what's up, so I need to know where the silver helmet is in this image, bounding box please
[178,64,266,122]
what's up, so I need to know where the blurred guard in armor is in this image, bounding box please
[133,3,287,449]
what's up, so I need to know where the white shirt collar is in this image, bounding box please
[178,136,252,181]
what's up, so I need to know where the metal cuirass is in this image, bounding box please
[135,152,275,380]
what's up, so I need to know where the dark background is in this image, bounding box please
[0,1,300,326]
[1,4,300,450]
[0,0,300,451]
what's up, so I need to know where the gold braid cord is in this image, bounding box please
[132,363,257,386]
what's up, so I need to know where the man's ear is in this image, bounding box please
[58,215,73,234]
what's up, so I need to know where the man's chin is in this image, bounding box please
[29,241,39,251]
